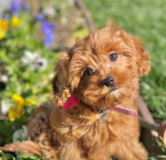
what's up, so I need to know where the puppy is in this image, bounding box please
[0,26,150,160]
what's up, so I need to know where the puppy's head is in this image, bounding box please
[52,27,150,109]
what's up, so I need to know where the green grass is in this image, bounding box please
[84,0,166,123]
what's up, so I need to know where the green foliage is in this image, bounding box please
[83,0,166,123]
[0,150,43,160]
[0,11,59,104]
[0,118,27,145]
[0,150,13,160]
[149,155,166,160]
[156,137,166,154]
[147,137,166,159]
[0,0,89,158]
[0,1,59,159]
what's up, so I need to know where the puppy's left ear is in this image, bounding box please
[132,36,151,76]
[52,52,71,106]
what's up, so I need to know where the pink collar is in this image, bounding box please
[62,95,137,117]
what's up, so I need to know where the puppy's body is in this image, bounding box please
[26,101,145,160]
[1,27,150,160]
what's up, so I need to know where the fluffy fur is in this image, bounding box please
[0,26,150,160]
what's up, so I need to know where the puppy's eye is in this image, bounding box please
[109,53,118,61]
[83,69,93,77]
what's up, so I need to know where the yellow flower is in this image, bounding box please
[8,93,35,121]
[24,99,35,106]
[0,30,5,39]
[9,94,35,120]
[8,108,22,121]
[12,94,26,112]
[0,19,9,39]
[0,19,9,31]
[12,93,25,104]
[12,94,35,107]
[17,102,25,112]
[11,16,21,27]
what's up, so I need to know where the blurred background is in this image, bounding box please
[0,0,165,159]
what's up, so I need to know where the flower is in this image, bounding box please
[36,58,48,71]
[41,21,55,34]
[44,33,55,48]
[11,16,21,27]
[35,13,46,21]
[12,93,24,111]
[0,19,9,39]
[20,50,47,71]
[1,100,11,115]
[1,75,9,83]
[8,93,35,121]
[11,0,21,15]
[8,107,22,121]
[41,21,56,48]
[12,93,35,107]
[12,93,24,104]
[20,3,28,11]
[36,13,57,48]
[13,125,28,142]
[20,50,39,66]
[11,0,27,15]
[0,30,5,39]
[0,19,9,31]
[24,99,35,106]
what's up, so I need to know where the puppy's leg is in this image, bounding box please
[86,144,114,160]
[0,141,41,155]
[114,139,148,160]
[87,150,110,160]
[59,141,87,160]
[37,134,58,160]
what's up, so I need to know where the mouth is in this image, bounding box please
[109,87,119,92]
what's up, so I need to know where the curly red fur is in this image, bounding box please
[1,26,150,160]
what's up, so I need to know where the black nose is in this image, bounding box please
[102,76,114,87]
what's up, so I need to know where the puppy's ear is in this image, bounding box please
[68,40,85,92]
[52,52,71,106]
[132,36,151,76]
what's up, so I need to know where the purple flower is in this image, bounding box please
[11,0,21,15]
[41,21,55,34]
[35,13,46,21]
[41,21,56,48]
[11,0,27,15]
[20,3,28,11]
[44,33,55,48]
[40,20,57,48]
